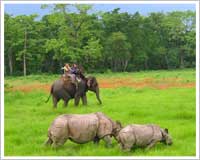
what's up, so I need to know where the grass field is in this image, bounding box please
[4,69,196,156]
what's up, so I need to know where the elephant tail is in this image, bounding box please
[45,85,53,103]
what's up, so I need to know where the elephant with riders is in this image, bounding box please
[46,63,102,107]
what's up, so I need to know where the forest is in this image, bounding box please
[4,4,196,76]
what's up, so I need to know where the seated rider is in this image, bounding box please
[61,63,71,74]
[61,63,81,89]
[71,64,81,82]
[61,63,73,83]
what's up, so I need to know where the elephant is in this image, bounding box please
[46,74,102,107]
[115,124,173,151]
[45,112,122,148]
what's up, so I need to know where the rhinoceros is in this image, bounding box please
[45,112,122,148]
[116,124,172,151]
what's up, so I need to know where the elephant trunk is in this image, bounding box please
[95,87,102,104]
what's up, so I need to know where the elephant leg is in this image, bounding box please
[53,96,58,108]
[81,95,87,106]
[103,135,112,148]
[95,89,102,105]
[63,99,70,107]
[74,94,81,106]
[63,94,71,108]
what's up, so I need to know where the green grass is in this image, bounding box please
[4,69,196,156]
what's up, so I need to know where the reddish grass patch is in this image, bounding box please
[6,77,195,93]
[7,84,51,93]
[99,77,195,90]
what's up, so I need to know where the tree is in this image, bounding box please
[5,13,14,75]
[82,37,103,71]
[163,11,195,68]
[105,32,131,72]
[4,8,195,75]
[14,14,39,76]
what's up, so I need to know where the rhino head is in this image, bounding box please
[161,128,173,145]
[112,120,123,137]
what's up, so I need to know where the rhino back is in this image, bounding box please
[118,125,136,145]
[67,114,99,143]
[130,124,162,146]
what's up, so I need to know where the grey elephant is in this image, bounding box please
[115,124,172,151]
[45,112,122,148]
[46,74,102,107]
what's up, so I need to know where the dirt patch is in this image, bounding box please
[6,77,195,93]
[99,78,195,90]
[6,84,51,93]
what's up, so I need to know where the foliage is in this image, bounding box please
[4,5,196,75]
[105,32,131,71]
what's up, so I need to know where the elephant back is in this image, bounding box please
[95,112,114,138]
[61,74,73,86]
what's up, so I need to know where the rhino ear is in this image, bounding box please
[164,128,168,133]
[116,120,122,128]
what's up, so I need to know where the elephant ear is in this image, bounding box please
[91,77,98,88]
[87,77,97,88]
[87,78,92,87]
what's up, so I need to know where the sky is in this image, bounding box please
[4,4,196,18]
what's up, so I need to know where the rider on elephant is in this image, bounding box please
[61,63,82,90]
[71,64,81,82]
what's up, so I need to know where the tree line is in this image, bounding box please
[4,4,196,76]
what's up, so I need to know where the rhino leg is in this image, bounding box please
[51,132,68,149]
[122,145,131,152]
[44,137,53,146]
[52,142,59,149]
[146,140,158,150]
[120,140,132,151]
[52,138,67,149]
[93,136,100,144]
[103,135,112,148]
